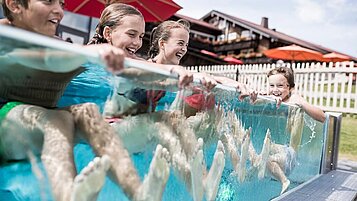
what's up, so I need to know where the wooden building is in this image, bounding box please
[153,10,356,65]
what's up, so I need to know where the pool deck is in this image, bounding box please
[276,169,357,201]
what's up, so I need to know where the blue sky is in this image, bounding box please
[175,0,357,57]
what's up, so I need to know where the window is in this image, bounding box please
[61,11,91,33]
[58,11,100,44]
[217,34,225,41]
[89,18,100,39]
[0,6,4,19]
[228,32,238,41]
[241,30,251,38]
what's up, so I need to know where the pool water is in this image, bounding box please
[0,27,326,200]
[0,91,325,201]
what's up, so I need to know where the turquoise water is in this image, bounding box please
[0,90,325,201]
[0,26,326,200]
[159,91,325,201]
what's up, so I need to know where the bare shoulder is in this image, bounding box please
[287,92,304,103]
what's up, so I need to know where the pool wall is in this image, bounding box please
[0,90,331,201]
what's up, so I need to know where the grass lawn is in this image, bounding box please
[312,83,357,161]
[338,116,357,161]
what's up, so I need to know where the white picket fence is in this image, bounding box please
[187,62,357,114]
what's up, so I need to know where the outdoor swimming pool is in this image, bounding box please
[0,25,327,201]
[0,90,326,201]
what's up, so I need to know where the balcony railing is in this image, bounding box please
[189,38,214,51]
[214,40,257,52]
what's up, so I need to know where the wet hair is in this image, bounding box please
[148,19,190,59]
[267,67,295,88]
[88,3,143,45]
[2,0,29,22]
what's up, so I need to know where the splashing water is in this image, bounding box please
[299,115,317,148]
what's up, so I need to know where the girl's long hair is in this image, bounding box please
[88,3,143,45]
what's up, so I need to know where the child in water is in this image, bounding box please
[252,66,325,194]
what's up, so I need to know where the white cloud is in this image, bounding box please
[326,0,347,8]
[295,0,326,23]
[324,0,357,25]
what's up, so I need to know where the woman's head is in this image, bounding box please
[148,19,190,65]
[267,67,295,101]
[2,0,64,36]
[88,3,145,58]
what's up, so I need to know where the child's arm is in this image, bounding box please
[213,76,250,100]
[288,93,326,123]
[121,58,193,88]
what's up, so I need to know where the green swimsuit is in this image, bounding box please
[0,101,23,161]
[0,101,23,122]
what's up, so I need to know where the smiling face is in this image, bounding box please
[108,15,145,58]
[158,27,189,65]
[268,73,292,101]
[9,0,64,36]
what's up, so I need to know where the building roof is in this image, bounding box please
[171,13,222,36]
[201,10,356,61]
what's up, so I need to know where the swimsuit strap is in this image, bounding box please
[146,90,166,112]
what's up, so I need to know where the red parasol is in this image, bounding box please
[322,52,350,62]
[200,50,218,58]
[264,44,323,61]
[65,0,182,22]
[223,56,243,64]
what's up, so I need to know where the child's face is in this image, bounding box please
[268,74,291,101]
[109,15,145,58]
[15,0,64,36]
[160,27,189,65]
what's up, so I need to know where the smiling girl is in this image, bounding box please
[146,19,228,201]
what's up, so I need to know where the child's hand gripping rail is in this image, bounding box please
[255,95,298,108]
[119,58,297,110]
